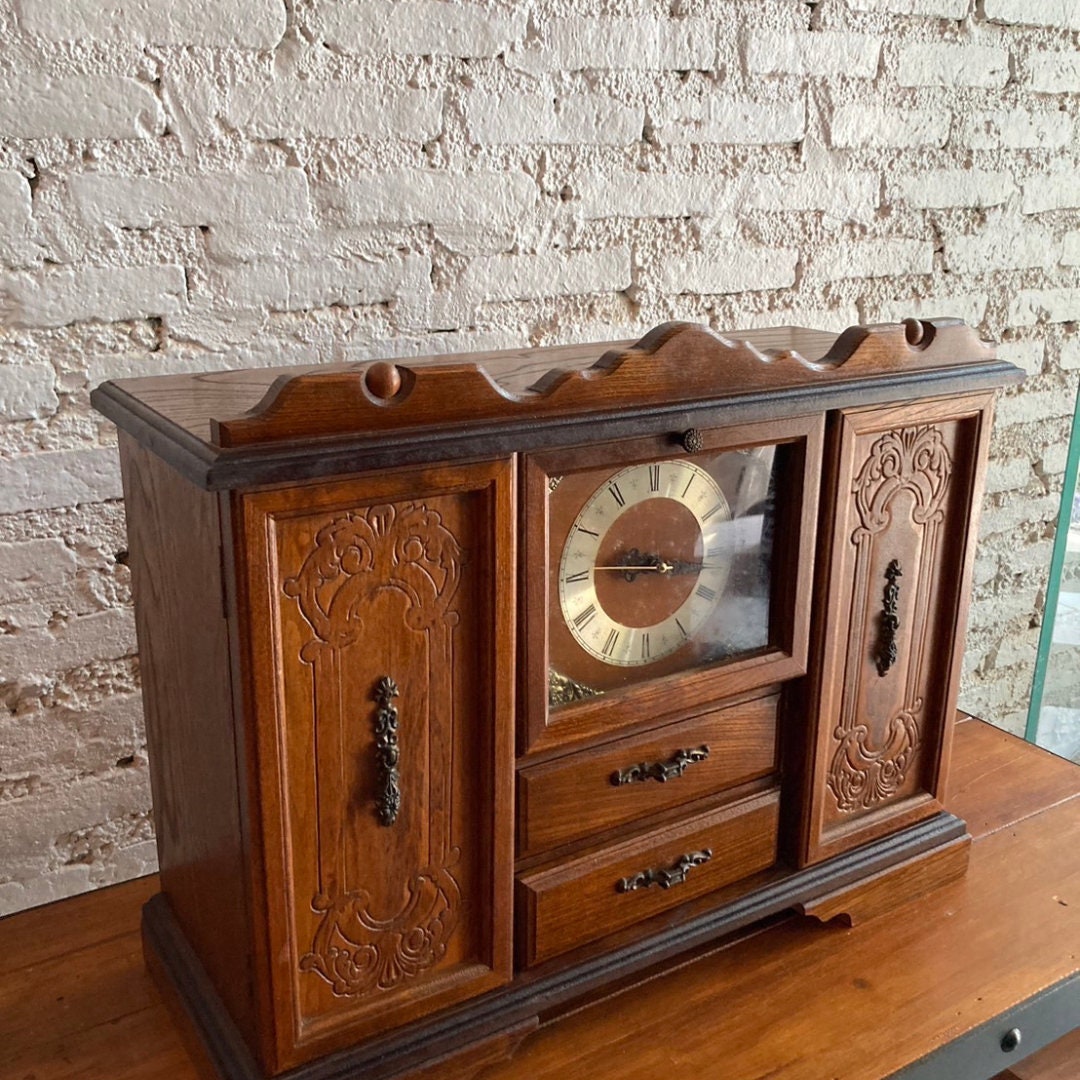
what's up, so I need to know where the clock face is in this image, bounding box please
[557,461,732,667]
[544,443,778,710]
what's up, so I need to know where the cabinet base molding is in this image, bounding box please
[143,813,967,1080]
[797,832,972,926]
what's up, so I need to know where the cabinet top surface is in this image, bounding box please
[100,324,836,445]
[90,319,1016,490]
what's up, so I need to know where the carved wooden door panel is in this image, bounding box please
[236,460,515,1070]
[798,395,994,866]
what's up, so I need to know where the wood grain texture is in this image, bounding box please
[517,788,780,966]
[4,719,1079,1080]
[517,693,778,857]
[210,320,993,448]
[797,393,995,866]
[798,833,971,925]
[95,327,836,448]
[118,433,257,1047]
[948,714,1080,839]
[232,459,517,1072]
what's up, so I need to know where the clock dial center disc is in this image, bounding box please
[593,499,701,629]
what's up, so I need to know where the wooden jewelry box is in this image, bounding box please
[92,318,1022,1080]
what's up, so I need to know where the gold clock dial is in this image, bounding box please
[557,460,733,667]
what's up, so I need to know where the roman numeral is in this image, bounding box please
[575,525,600,538]
[648,465,661,492]
[676,618,689,639]
[682,475,695,498]
[609,482,625,508]
[564,569,590,583]
[705,545,723,558]
[603,629,619,656]
[573,604,597,630]
[696,584,717,602]
[640,632,651,660]
[702,504,724,521]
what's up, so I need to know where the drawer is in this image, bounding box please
[517,694,778,858]
[516,787,780,966]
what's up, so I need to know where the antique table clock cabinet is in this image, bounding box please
[92,318,1021,1080]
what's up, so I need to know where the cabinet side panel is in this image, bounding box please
[118,433,255,1044]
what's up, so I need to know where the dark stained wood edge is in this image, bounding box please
[142,812,966,1080]
[94,362,1024,493]
[890,970,1080,1080]
[210,320,995,449]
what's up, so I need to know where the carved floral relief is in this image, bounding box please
[828,426,952,814]
[282,502,466,997]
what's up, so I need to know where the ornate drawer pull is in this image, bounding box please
[876,559,902,676]
[373,676,401,826]
[611,745,710,786]
[616,849,712,893]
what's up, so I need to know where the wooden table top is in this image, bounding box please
[4,716,1080,1080]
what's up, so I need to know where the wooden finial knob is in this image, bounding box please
[903,318,927,347]
[364,362,403,400]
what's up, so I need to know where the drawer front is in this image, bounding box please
[518,694,778,857]
[517,788,780,966]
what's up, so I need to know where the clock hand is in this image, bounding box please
[593,563,675,573]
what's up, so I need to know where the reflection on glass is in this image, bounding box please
[547,445,777,710]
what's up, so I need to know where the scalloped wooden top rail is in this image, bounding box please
[206,318,994,449]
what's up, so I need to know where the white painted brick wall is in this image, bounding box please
[810,238,934,282]
[224,82,444,140]
[958,108,1074,149]
[983,0,1080,30]
[0,74,164,139]
[316,0,525,58]
[512,16,717,73]
[654,96,805,146]
[69,171,313,230]
[0,448,123,514]
[1029,50,1080,93]
[897,43,1010,88]
[0,265,187,329]
[1008,288,1080,326]
[848,0,968,14]
[829,104,950,148]
[892,169,1016,209]
[746,30,882,79]
[0,0,1075,915]
[18,0,286,48]
[0,363,58,420]
[1023,171,1080,214]
[338,169,537,229]
[658,247,798,295]
[466,92,643,145]
[460,247,631,303]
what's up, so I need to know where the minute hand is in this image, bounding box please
[591,561,726,575]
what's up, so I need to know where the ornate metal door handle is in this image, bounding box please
[373,676,401,826]
[616,849,712,893]
[876,559,902,676]
[611,745,711,786]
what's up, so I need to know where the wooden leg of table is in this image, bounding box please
[797,834,971,926]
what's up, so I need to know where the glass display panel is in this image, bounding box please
[547,443,779,710]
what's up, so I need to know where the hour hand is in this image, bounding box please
[605,548,668,582]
